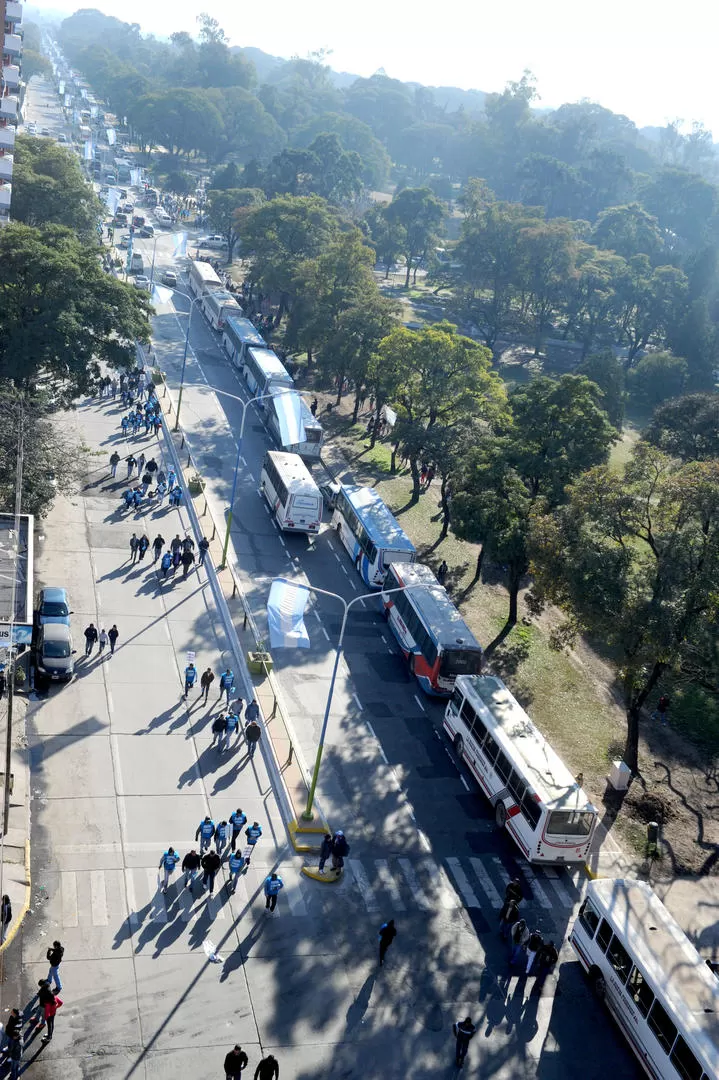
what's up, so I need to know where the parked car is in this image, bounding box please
[198,235,227,249]
[56,133,68,144]
[40,128,50,137]
[134,275,151,290]
[161,270,177,287]
[35,623,75,683]
[35,587,72,627]
[319,481,341,511]
[26,122,37,134]
[118,234,131,249]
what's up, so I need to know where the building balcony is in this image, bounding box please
[2,64,20,88]
[0,154,13,180]
[5,3,23,25]
[0,124,15,149]
[0,93,18,119]
[3,34,22,57]
[0,183,12,209]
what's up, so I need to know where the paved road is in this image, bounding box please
[6,74,643,1079]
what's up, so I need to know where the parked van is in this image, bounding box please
[130,252,144,274]
[36,623,75,683]
[114,212,128,227]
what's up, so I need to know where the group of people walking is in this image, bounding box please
[0,942,65,1073]
[158,812,269,900]
[83,622,119,657]
[499,878,559,978]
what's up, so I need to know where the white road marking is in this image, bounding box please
[313,609,322,623]
[348,578,357,591]
[380,634,387,644]
[398,858,432,910]
[333,552,342,564]
[279,535,287,549]
[347,859,379,911]
[352,693,363,712]
[490,856,512,892]
[320,627,330,641]
[522,865,554,910]
[418,830,431,852]
[445,857,480,908]
[106,689,114,716]
[61,872,79,927]
[469,857,502,907]
[543,868,573,906]
[340,564,349,576]
[460,776,470,792]
[282,872,309,916]
[420,858,459,909]
[375,860,406,911]
[413,694,425,713]
[91,870,109,925]
[247,471,255,482]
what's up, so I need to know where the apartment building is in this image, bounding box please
[0,0,22,223]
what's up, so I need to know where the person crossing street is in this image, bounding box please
[230,808,247,851]
[195,815,215,854]
[182,849,201,891]
[201,848,221,895]
[453,1016,476,1067]
[184,661,197,698]
[200,667,215,703]
[378,919,397,966]
[159,847,180,892]
[263,872,284,914]
[227,848,245,893]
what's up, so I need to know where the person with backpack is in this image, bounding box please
[184,662,197,698]
[453,1016,476,1067]
[159,847,180,892]
[46,940,64,992]
[331,830,349,873]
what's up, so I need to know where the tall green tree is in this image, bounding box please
[518,218,576,355]
[12,136,101,238]
[645,392,719,461]
[530,444,719,774]
[206,187,264,262]
[614,257,689,362]
[321,293,398,418]
[384,187,445,287]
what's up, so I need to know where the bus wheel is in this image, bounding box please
[590,969,606,1001]
[453,734,464,761]
[495,802,507,829]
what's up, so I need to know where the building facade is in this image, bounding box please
[0,0,22,224]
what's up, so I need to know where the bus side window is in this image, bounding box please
[495,750,511,784]
[669,1036,704,1080]
[450,687,463,713]
[508,770,527,804]
[596,918,613,954]
[578,898,600,939]
[647,999,678,1055]
[626,966,654,1018]
[473,715,488,750]
[606,934,632,985]
[460,700,477,737]
[521,792,542,829]
[483,733,500,765]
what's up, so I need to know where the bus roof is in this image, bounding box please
[206,290,241,309]
[189,260,222,286]
[247,348,293,383]
[224,316,265,349]
[388,562,482,653]
[265,451,318,490]
[456,674,595,812]
[341,485,416,555]
[586,879,719,1071]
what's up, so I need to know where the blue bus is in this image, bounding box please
[221,316,266,371]
[331,484,416,587]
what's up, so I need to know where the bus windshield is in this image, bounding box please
[440,649,483,677]
[547,810,595,836]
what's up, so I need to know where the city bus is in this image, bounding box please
[259,450,322,534]
[443,674,597,863]
[221,316,265,370]
[570,879,719,1080]
[381,562,483,695]
[201,288,242,331]
[242,347,293,403]
[187,258,222,301]
[267,391,323,463]
[331,484,416,588]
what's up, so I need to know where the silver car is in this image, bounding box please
[36,623,75,682]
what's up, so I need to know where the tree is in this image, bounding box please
[563,245,627,358]
[385,187,444,287]
[614,257,689,362]
[164,170,194,195]
[0,224,150,402]
[593,204,664,261]
[530,444,719,774]
[259,134,364,202]
[576,350,626,427]
[639,168,719,251]
[292,112,391,189]
[518,154,589,219]
[645,392,719,461]
[206,87,285,164]
[518,218,576,355]
[626,351,689,410]
[206,187,264,262]
[321,294,398,419]
[11,136,101,238]
[363,205,406,278]
[21,49,52,82]
[196,12,227,44]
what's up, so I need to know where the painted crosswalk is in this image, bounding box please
[42,854,587,930]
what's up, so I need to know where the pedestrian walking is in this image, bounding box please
[168,469,177,490]
[201,849,221,895]
[198,536,210,566]
[137,452,146,476]
[83,623,98,657]
[126,454,136,479]
[182,849,201,890]
[330,829,350,873]
[108,624,119,654]
[0,893,11,942]
[146,457,158,477]
[437,559,448,587]
[525,928,544,975]
[219,668,234,705]
[244,715,261,759]
[121,415,130,436]
[498,896,519,940]
[160,551,173,578]
[129,533,139,563]
[211,713,226,749]
[318,833,332,873]
[504,878,523,906]
[152,533,165,562]
[214,820,229,858]
[224,710,240,752]
[110,450,120,477]
[227,848,245,893]
[181,549,195,578]
[137,534,150,562]
[181,536,195,554]
[46,940,64,991]
[534,940,559,982]
[378,919,397,966]
[184,661,197,698]
[229,808,247,851]
[264,872,284,914]
[159,847,180,892]
[200,667,214,703]
[254,1055,280,1080]
[245,822,262,860]
[509,918,529,966]
[170,534,182,555]
[170,486,183,508]
[453,1016,476,1067]
[196,815,215,854]
[38,981,61,1044]
[155,479,168,504]
[224,1045,249,1078]
[98,628,109,654]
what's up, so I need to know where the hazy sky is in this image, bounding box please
[36,0,719,135]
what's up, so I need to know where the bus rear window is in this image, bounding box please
[547,811,594,837]
[440,649,482,677]
[293,496,319,511]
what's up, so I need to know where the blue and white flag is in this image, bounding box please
[267,579,311,649]
[106,128,116,145]
[83,139,93,161]
[151,284,174,306]
[172,231,187,257]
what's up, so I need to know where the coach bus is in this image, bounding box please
[267,391,323,463]
[443,674,597,863]
[202,288,242,331]
[221,316,266,370]
[381,562,483,695]
[260,451,322,534]
[187,258,222,301]
[242,347,294,403]
[331,484,416,588]
[570,878,719,1080]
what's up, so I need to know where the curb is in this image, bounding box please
[288,818,330,855]
[302,865,343,884]
[0,838,31,955]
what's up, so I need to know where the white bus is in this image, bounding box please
[571,879,719,1080]
[331,484,416,588]
[242,347,293,402]
[222,316,266,370]
[260,450,322,533]
[267,391,324,463]
[187,258,222,300]
[443,674,597,863]
[202,288,242,331]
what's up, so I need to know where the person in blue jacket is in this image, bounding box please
[214,820,229,858]
[160,551,173,579]
[263,873,284,914]
[226,848,245,893]
[184,662,197,698]
[219,669,234,706]
[159,847,180,892]
[223,711,240,752]
[229,808,247,851]
[244,822,262,865]
[195,815,215,854]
